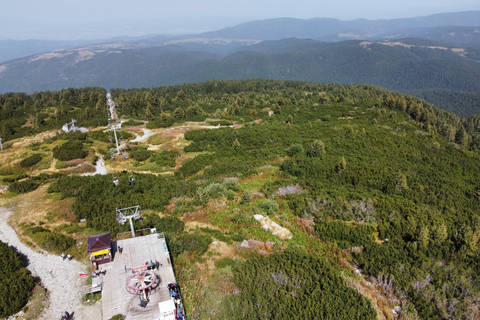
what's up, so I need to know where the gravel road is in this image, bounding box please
[0,207,101,320]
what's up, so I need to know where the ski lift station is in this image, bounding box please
[62,119,89,133]
[87,231,184,320]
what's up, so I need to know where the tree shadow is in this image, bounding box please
[9,244,30,267]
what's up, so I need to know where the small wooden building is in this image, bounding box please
[88,233,112,267]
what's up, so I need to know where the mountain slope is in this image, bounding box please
[2,80,480,319]
[1,38,480,116]
[200,11,480,41]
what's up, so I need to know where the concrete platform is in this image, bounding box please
[101,233,177,320]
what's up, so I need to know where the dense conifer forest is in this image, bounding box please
[1,79,480,319]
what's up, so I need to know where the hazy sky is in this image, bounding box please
[1,0,480,39]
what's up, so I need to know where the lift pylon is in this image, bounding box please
[116,205,142,238]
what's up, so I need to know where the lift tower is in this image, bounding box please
[116,205,142,238]
[106,93,121,155]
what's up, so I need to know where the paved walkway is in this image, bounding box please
[101,234,177,320]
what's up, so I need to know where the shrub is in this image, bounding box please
[2,173,28,183]
[9,180,40,194]
[240,190,252,204]
[0,241,35,318]
[122,120,144,127]
[53,140,88,161]
[170,232,212,257]
[307,139,325,157]
[226,190,236,200]
[151,151,180,167]
[129,147,153,162]
[223,178,239,191]
[19,154,43,167]
[259,199,279,215]
[214,257,237,269]
[146,117,175,129]
[286,143,304,157]
[23,225,75,254]
[178,153,214,176]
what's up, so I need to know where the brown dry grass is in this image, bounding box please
[340,265,398,320]
[184,220,221,231]
[0,184,53,226]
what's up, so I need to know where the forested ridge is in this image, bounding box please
[2,79,480,319]
[1,38,480,117]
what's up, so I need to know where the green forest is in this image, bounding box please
[1,79,480,319]
[0,241,35,318]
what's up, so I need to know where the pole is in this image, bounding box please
[128,217,135,238]
[0,137,3,151]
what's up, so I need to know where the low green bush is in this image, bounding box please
[259,199,279,215]
[19,154,43,167]
[150,151,180,167]
[0,241,36,318]
[9,180,40,194]
[170,232,212,257]
[53,141,88,161]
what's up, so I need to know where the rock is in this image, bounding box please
[240,240,250,248]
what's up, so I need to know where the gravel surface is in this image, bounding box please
[130,129,155,142]
[0,207,101,320]
[82,157,107,176]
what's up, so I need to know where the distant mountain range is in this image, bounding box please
[1,11,480,116]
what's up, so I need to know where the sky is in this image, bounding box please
[1,0,480,40]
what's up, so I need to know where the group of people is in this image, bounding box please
[60,311,73,319]
[93,268,106,277]
[60,252,72,261]
[145,259,162,270]
[168,283,184,320]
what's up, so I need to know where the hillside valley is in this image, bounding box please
[1,80,480,319]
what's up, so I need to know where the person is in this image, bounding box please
[155,260,160,269]
[118,246,122,254]
[61,252,65,261]
[150,260,155,269]
[171,291,177,298]
[67,253,71,261]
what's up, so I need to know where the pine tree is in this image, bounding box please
[307,140,325,157]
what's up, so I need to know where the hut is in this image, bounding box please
[88,233,112,267]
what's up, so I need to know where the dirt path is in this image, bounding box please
[0,207,101,320]
[81,157,107,176]
[130,128,155,143]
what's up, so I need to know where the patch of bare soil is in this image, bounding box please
[184,221,221,231]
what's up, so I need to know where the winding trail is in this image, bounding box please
[0,207,97,320]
